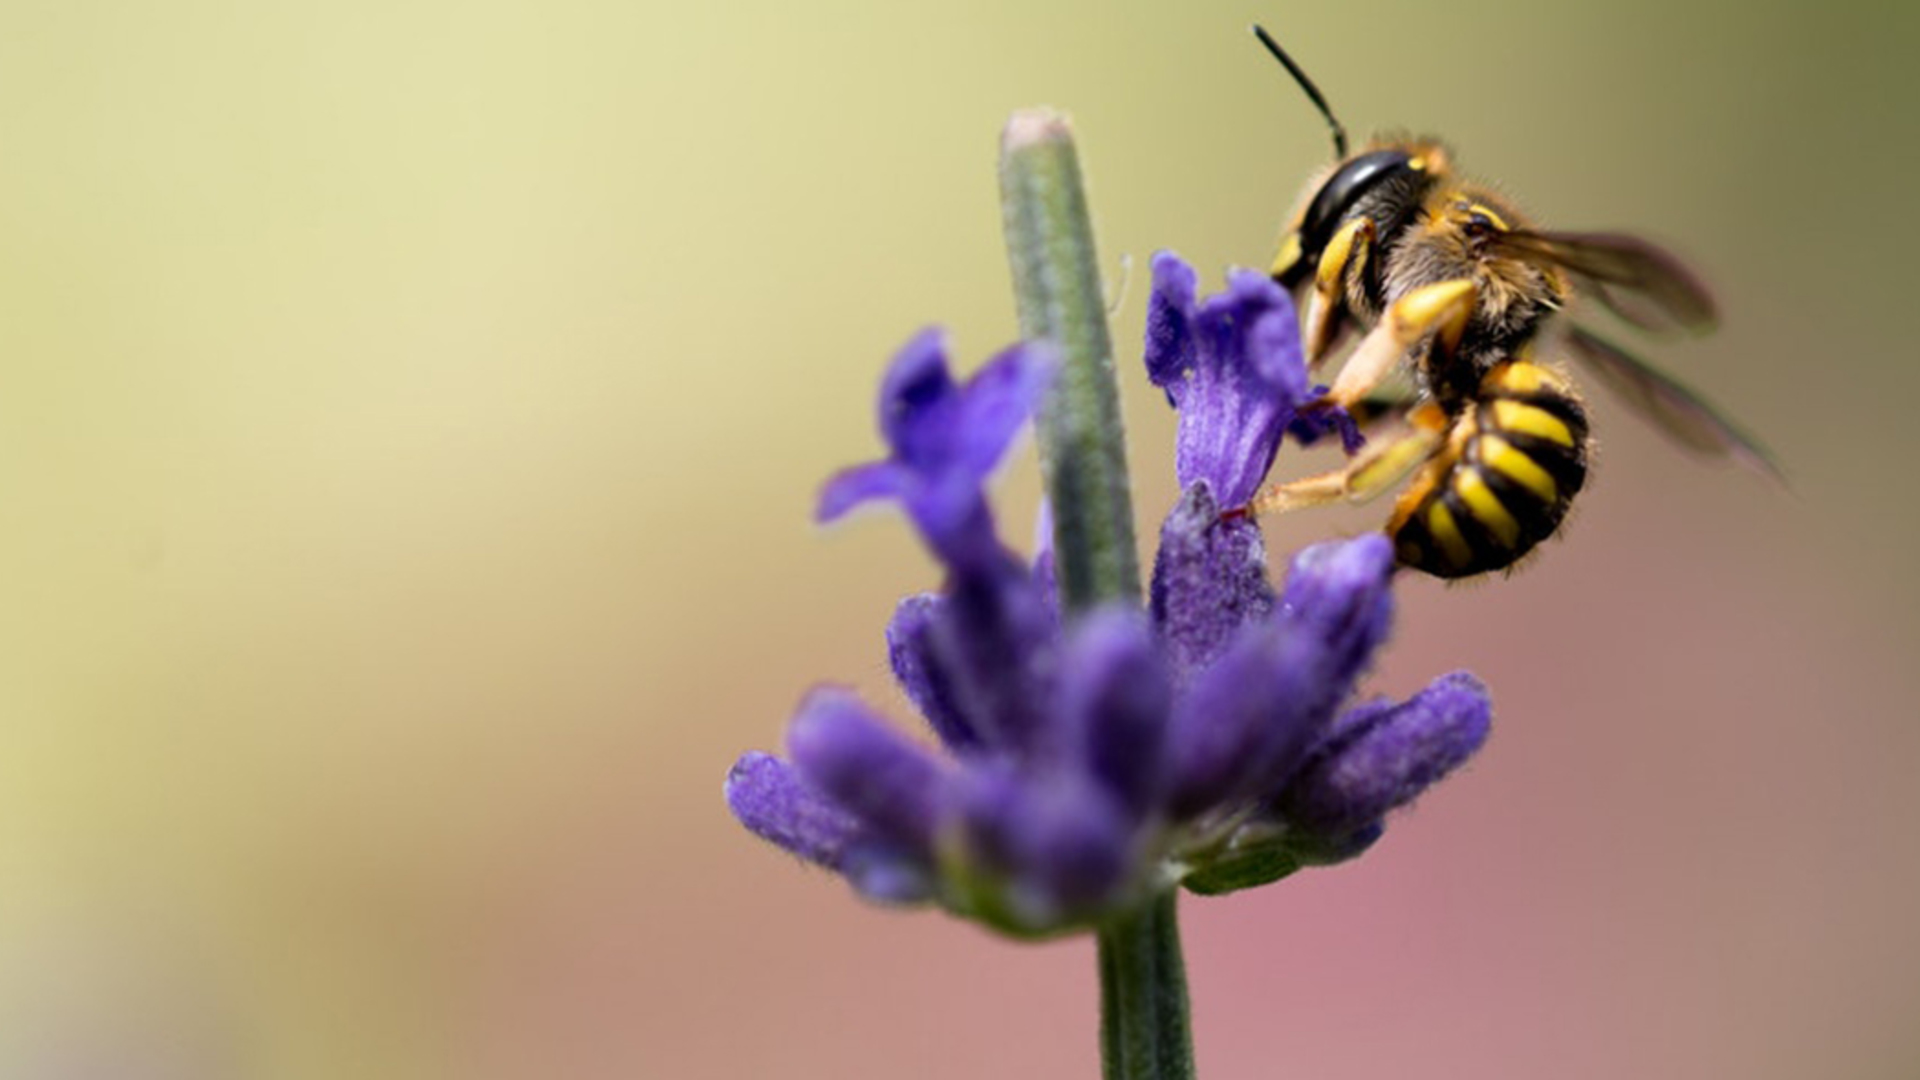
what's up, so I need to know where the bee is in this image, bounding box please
[1245,25,1778,579]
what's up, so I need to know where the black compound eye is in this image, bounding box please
[1297,149,1417,257]
[1464,212,1494,238]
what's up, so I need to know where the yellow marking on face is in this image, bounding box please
[1408,156,1428,172]
[1486,362,1568,396]
[1479,435,1558,504]
[1492,400,1575,447]
[1271,234,1302,279]
[1425,499,1474,570]
[1464,202,1510,231]
[1453,469,1520,548]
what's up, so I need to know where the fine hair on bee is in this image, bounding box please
[1243,24,1779,581]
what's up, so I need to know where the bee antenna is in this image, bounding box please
[1251,24,1349,160]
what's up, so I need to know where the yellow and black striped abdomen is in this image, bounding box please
[1389,361,1590,579]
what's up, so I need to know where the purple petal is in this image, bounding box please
[919,552,1058,753]
[1150,481,1276,683]
[1288,401,1365,453]
[727,752,941,906]
[885,594,980,751]
[1275,533,1396,691]
[1143,252,1313,508]
[1163,621,1342,818]
[1144,253,1200,392]
[1275,671,1493,840]
[725,751,867,870]
[787,687,946,853]
[1245,290,1306,389]
[823,329,1051,573]
[1054,606,1171,814]
[817,461,906,524]
[876,333,1050,479]
[950,342,1055,478]
[877,327,961,469]
[1309,694,1399,750]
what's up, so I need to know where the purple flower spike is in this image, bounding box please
[818,329,1053,570]
[1145,252,1312,508]
[730,309,1495,933]
[1276,672,1494,844]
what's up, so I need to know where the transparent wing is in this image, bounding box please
[1563,323,1783,482]
[1496,230,1718,335]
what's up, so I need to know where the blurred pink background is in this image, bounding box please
[2,2,1916,1078]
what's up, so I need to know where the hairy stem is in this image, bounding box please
[999,109,1141,610]
[999,108,1191,1080]
[1097,892,1194,1080]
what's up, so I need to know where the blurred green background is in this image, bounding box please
[3,1,1917,1077]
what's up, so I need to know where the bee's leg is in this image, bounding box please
[1348,387,1421,431]
[1324,279,1478,409]
[1247,403,1449,515]
[1303,217,1374,367]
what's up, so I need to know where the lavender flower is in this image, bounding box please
[726,256,1490,935]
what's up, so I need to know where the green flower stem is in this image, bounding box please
[998,109,1141,610]
[998,109,1192,1080]
[1098,892,1194,1080]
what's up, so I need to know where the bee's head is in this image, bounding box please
[1273,144,1445,287]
